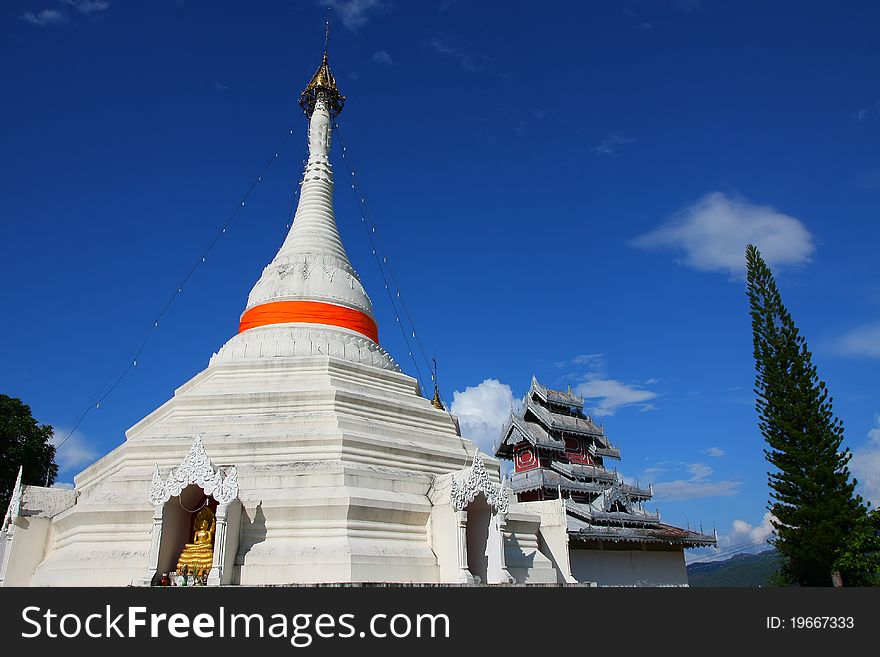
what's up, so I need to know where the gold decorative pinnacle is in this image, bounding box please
[299,22,345,117]
[431,385,445,411]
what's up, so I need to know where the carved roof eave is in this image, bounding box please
[568,525,717,548]
[148,436,239,506]
[509,468,607,495]
[567,527,718,548]
[494,416,566,457]
[592,445,621,460]
[565,498,661,526]
[524,398,609,443]
[493,418,523,456]
[550,460,618,482]
[530,376,584,409]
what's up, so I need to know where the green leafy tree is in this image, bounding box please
[746,244,867,586]
[833,509,880,586]
[1,394,57,514]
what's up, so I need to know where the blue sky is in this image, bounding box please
[2,1,879,560]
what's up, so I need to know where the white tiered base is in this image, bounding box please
[30,355,481,586]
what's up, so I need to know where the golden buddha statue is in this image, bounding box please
[176,506,216,578]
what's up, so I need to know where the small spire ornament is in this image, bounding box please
[431,357,445,410]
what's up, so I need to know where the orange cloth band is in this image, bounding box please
[238,300,379,343]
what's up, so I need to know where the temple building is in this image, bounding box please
[495,377,716,586]
[0,41,714,587]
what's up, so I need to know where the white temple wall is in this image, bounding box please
[513,499,576,584]
[502,511,558,584]
[486,513,509,584]
[1,516,51,586]
[569,547,688,587]
[231,463,441,584]
[31,511,152,587]
[427,502,462,583]
[214,500,241,585]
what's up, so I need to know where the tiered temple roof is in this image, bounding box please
[495,377,716,549]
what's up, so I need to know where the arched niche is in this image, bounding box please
[449,452,514,585]
[464,494,491,583]
[141,437,240,586]
[155,484,218,579]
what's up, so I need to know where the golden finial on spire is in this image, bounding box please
[431,357,445,410]
[299,20,345,118]
[431,385,445,411]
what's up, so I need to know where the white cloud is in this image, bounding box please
[67,0,109,16]
[370,50,393,65]
[632,192,815,277]
[721,511,775,551]
[52,482,75,490]
[703,447,725,457]
[650,461,741,501]
[451,379,520,452]
[426,36,491,73]
[591,132,636,156]
[554,353,603,369]
[19,9,67,26]
[832,322,880,359]
[20,3,109,27]
[50,428,99,475]
[572,353,603,366]
[687,511,775,563]
[850,416,880,506]
[854,99,880,123]
[575,377,659,417]
[326,0,385,31]
[674,0,704,11]
[555,353,659,416]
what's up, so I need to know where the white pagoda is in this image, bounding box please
[0,42,710,587]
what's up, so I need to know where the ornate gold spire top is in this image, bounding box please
[431,384,445,411]
[430,358,445,410]
[299,21,345,118]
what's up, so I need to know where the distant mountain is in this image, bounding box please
[687,549,779,587]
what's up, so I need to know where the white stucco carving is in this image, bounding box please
[1,466,22,533]
[210,324,399,371]
[450,452,510,515]
[148,436,238,506]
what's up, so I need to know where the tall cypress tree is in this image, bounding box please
[746,244,866,586]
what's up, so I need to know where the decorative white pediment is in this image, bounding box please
[148,436,238,506]
[1,466,23,532]
[450,452,510,515]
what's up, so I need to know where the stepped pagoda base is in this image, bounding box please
[21,356,489,586]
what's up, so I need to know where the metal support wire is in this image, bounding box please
[332,121,437,379]
[55,124,300,452]
[331,119,432,397]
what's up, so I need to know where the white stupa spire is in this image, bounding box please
[211,43,397,371]
[242,84,374,321]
